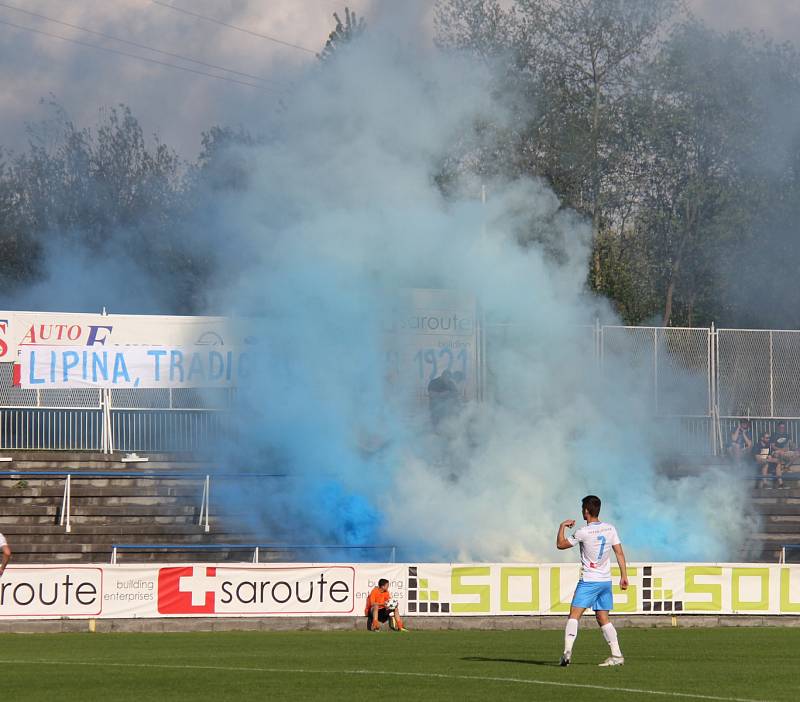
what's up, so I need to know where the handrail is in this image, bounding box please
[198,474,210,533]
[0,471,282,533]
[59,474,71,533]
[0,471,287,534]
[110,543,398,565]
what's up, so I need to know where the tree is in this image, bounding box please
[0,148,41,293]
[517,0,677,285]
[317,7,366,61]
[435,1,677,282]
[631,23,799,326]
[0,102,212,312]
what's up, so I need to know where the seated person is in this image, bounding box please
[753,431,783,489]
[365,578,406,632]
[727,419,752,463]
[770,422,798,482]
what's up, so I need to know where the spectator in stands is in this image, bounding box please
[727,419,753,464]
[753,431,781,489]
[365,578,407,632]
[770,421,797,487]
[0,532,11,577]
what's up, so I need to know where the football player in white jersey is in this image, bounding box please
[556,495,628,667]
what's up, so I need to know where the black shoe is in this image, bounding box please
[559,653,571,667]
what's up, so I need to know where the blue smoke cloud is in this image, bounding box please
[2,1,751,563]
[191,7,754,565]
[188,6,747,561]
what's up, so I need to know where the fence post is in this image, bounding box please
[769,330,775,418]
[712,325,725,457]
[594,317,601,369]
[653,328,659,415]
[101,389,114,455]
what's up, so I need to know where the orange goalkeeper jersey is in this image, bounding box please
[364,587,390,615]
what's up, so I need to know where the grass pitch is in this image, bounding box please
[1,626,796,701]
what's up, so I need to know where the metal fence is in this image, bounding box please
[5,326,800,454]
[0,362,233,452]
[600,326,711,417]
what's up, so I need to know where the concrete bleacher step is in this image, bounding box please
[0,506,202,526]
[1,523,228,536]
[0,451,283,563]
[0,450,214,468]
[0,486,204,498]
[760,520,800,534]
[0,516,200,528]
[0,495,193,507]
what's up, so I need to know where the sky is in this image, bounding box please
[0,0,413,158]
[0,0,797,161]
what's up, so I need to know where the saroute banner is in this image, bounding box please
[0,563,797,619]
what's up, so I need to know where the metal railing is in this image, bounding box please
[0,470,211,533]
[779,544,800,564]
[6,325,800,454]
[0,470,289,534]
[110,543,398,564]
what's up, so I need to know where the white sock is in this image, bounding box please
[564,618,579,654]
[601,622,622,657]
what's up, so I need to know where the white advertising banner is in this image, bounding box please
[0,563,798,619]
[18,346,248,389]
[0,311,235,362]
[383,289,480,407]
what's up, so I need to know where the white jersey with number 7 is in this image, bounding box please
[567,522,621,582]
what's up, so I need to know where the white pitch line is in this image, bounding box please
[5,659,773,702]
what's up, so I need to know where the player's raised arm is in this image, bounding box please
[612,543,628,590]
[556,519,576,550]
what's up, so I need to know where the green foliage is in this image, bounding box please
[2,3,800,325]
[0,102,208,312]
[317,7,366,62]
[435,1,800,328]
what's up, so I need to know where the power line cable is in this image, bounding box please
[150,0,317,54]
[0,1,282,86]
[0,17,277,91]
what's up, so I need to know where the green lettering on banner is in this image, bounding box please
[780,568,800,613]
[732,567,770,611]
[450,567,490,613]
[684,566,722,611]
[611,566,637,612]
[548,568,571,613]
[500,567,539,611]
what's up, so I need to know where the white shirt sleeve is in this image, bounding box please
[566,526,584,547]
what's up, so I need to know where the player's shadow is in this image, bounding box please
[462,656,559,667]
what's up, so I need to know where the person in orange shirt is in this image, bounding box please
[365,578,407,631]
